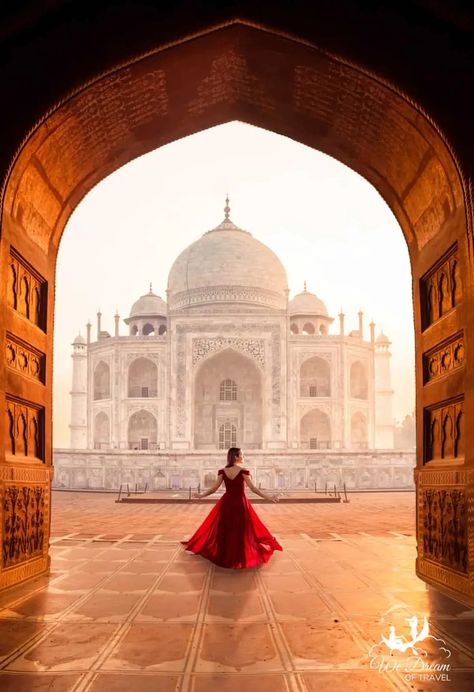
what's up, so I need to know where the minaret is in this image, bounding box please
[339,309,345,337]
[69,333,88,449]
[369,320,375,346]
[358,309,363,339]
[374,331,395,448]
[97,310,102,340]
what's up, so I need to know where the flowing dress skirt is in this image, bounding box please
[182,491,282,569]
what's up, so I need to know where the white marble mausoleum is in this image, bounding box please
[54,200,415,490]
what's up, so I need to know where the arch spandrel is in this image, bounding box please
[1,24,466,259]
[0,21,473,606]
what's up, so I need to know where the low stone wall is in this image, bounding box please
[52,449,415,491]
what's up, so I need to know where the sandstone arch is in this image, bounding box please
[0,20,472,606]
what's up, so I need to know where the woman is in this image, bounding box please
[181,447,283,568]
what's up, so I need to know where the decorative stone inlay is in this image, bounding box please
[294,59,457,249]
[421,488,467,573]
[8,248,47,330]
[127,405,160,417]
[417,558,470,593]
[5,333,45,384]
[421,244,461,329]
[52,449,416,490]
[5,396,44,461]
[416,468,474,486]
[192,337,265,369]
[126,352,161,365]
[299,403,331,416]
[2,485,46,568]
[424,332,464,383]
[298,352,332,365]
[175,323,281,438]
[424,396,463,463]
[170,285,285,311]
[187,48,274,116]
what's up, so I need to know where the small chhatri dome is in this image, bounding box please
[376,331,391,345]
[289,283,328,317]
[167,198,288,310]
[127,284,167,320]
[72,333,86,345]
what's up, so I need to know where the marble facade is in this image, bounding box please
[61,204,403,490]
[52,450,415,491]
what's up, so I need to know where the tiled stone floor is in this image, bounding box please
[51,490,417,536]
[1,493,473,690]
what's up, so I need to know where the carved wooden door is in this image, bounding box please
[414,241,472,605]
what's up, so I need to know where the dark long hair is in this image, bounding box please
[226,447,241,467]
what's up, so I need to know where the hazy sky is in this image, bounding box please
[53,121,415,448]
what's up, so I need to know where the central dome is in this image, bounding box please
[167,200,288,310]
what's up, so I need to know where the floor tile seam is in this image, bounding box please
[57,534,164,585]
[0,619,60,670]
[179,563,214,692]
[49,534,108,552]
[1,536,168,672]
[286,552,425,692]
[285,551,386,655]
[188,671,305,692]
[50,532,83,544]
[0,537,150,617]
[0,555,96,613]
[327,532,416,564]
[260,557,409,692]
[429,622,474,662]
[254,569,306,692]
[184,667,400,674]
[298,534,376,590]
[70,541,183,692]
[17,536,141,599]
[293,672,310,692]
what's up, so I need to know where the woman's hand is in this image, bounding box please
[271,494,280,503]
[192,492,201,500]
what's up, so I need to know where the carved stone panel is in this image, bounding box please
[5,397,44,461]
[175,323,281,438]
[2,485,46,568]
[5,333,46,384]
[187,49,274,116]
[192,337,265,369]
[298,352,332,365]
[8,248,47,331]
[421,244,461,329]
[171,286,284,310]
[32,66,168,209]
[421,488,467,574]
[423,332,464,384]
[424,397,463,463]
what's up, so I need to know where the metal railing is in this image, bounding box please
[324,481,349,502]
[116,482,148,502]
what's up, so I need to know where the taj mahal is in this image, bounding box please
[53,200,415,491]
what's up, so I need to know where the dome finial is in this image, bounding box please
[149,282,153,294]
[224,194,230,220]
[304,281,307,292]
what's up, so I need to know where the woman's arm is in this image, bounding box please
[194,474,223,499]
[244,474,279,502]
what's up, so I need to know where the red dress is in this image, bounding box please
[181,468,283,568]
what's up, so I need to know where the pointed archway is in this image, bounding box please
[193,348,263,449]
[0,22,472,606]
